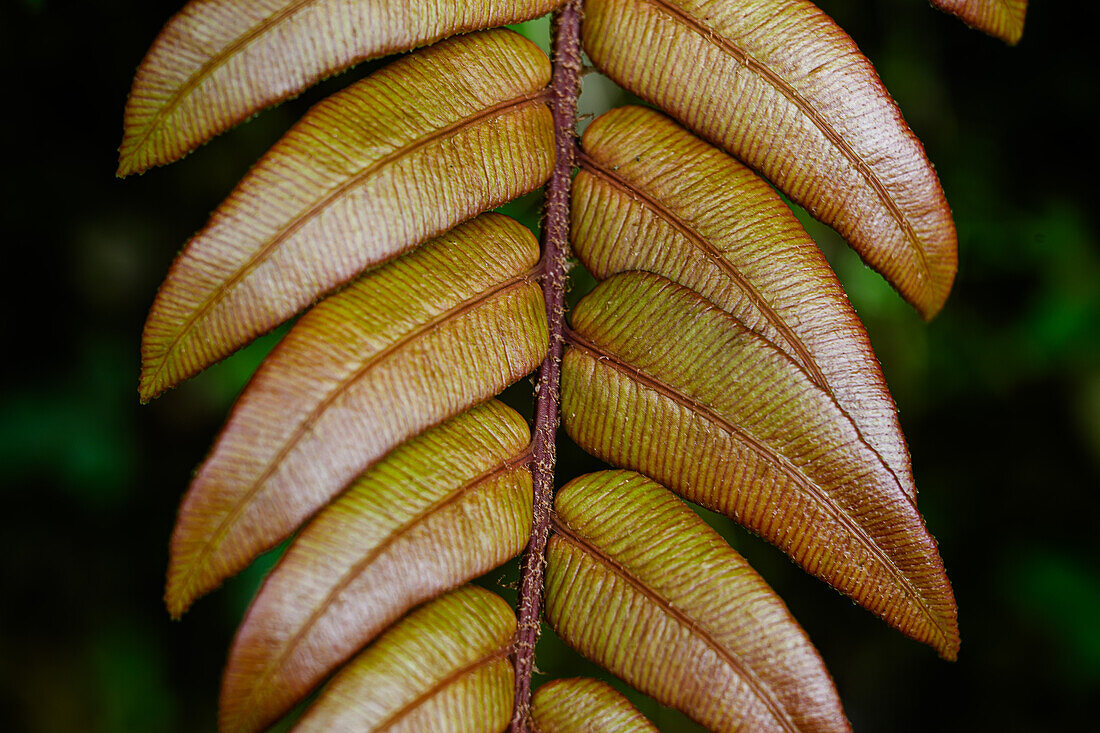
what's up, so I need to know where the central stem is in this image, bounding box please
[510,2,583,731]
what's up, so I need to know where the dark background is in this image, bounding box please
[2,0,1097,731]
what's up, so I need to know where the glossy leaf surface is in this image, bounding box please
[562,272,959,658]
[530,678,658,732]
[118,0,564,174]
[582,0,957,318]
[220,401,533,733]
[139,29,554,400]
[546,471,850,732]
[293,585,516,732]
[932,0,1027,44]
[573,105,915,499]
[166,213,548,617]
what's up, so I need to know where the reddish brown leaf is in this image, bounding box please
[139,29,554,401]
[932,0,1027,44]
[546,471,851,732]
[293,585,516,732]
[530,678,658,732]
[562,272,960,659]
[165,213,547,617]
[118,0,565,174]
[220,401,532,733]
[573,105,916,500]
[582,0,958,318]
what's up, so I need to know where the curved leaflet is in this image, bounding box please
[166,213,548,617]
[118,0,565,174]
[932,0,1027,44]
[530,678,657,732]
[573,105,917,499]
[582,0,958,318]
[545,471,850,732]
[139,29,554,400]
[293,585,517,732]
[562,272,960,658]
[220,401,533,733]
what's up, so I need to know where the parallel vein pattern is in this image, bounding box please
[530,678,658,733]
[572,106,917,499]
[582,0,958,318]
[932,0,1027,44]
[545,471,850,732]
[139,29,555,400]
[562,272,959,658]
[118,0,564,173]
[292,585,517,732]
[220,401,533,733]
[166,214,548,617]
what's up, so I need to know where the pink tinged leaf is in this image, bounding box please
[292,585,517,733]
[582,0,958,319]
[931,0,1027,45]
[545,471,851,733]
[165,213,548,618]
[139,29,555,401]
[219,401,532,733]
[573,105,916,500]
[531,678,659,732]
[562,272,960,659]
[118,0,566,174]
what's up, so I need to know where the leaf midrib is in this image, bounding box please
[579,153,918,503]
[578,152,829,389]
[127,0,318,158]
[642,0,933,284]
[172,271,539,608]
[373,647,512,733]
[564,330,952,648]
[549,514,801,733]
[144,91,547,395]
[236,446,533,716]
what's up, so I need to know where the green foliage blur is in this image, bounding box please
[1,0,1096,731]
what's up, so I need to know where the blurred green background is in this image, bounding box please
[2,0,1097,731]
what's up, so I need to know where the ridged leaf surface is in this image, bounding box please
[932,0,1027,44]
[562,272,959,658]
[139,29,554,400]
[530,678,658,732]
[545,471,850,732]
[166,213,548,617]
[118,0,564,174]
[573,105,915,499]
[582,0,957,318]
[293,585,516,732]
[220,401,533,733]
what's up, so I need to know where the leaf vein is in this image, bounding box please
[645,0,932,282]
[175,270,539,602]
[564,330,950,647]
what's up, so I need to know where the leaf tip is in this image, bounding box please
[116,156,139,179]
[137,372,165,404]
[163,585,189,621]
[930,0,1027,46]
[164,540,205,620]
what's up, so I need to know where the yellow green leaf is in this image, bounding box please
[166,213,548,617]
[931,0,1027,44]
[530,678,658,732]
[546,471,850,732]
[562,272,960,659]
[118,0,565,174]
[581,0,957,318]
[220,400,533,733]
[293,585,516,732]
[139,29,554,400]
[573,105,916,500]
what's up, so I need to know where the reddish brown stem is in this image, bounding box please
[510,2,582,731]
